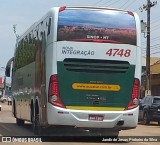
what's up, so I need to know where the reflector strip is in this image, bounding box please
[66,106,124,111]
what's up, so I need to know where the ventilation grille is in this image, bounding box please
[63,58,130,73]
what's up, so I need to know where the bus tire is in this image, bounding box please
[32,109,38,135]
[32,114,38,135]
[13,100,16,118]
[32,109,43,135]
[16,118,24,126]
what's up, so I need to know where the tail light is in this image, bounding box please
[125,78,140,110]
[48,74,65,108]
[59,6,66,12]
[127,11,134,16]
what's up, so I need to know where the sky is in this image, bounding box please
[0,0,160,82]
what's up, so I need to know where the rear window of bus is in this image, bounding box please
[57,9,136,45]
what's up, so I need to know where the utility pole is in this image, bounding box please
[142,0,157,96]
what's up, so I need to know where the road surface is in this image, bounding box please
[0,102,160,145]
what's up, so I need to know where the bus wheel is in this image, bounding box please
[32,113,43,135]
[16,118,24,126]
[13,101,16,118]
[32,113,39,135]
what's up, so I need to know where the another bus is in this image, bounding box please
[6,6,141,136]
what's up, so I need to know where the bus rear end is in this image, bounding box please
[47,7,141,132]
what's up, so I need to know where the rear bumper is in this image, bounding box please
[47,104,139,130]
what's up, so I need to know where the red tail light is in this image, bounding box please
[125,78,140,110]
[59,6,66,12]
[48,74,65,108]
[127,11,134,16]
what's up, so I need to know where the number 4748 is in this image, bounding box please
[106,49,131,57]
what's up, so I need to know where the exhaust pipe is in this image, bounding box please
[116,120,124,126]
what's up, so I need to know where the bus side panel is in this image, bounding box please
[12,62,35,121]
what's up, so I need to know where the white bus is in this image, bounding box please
[6,6,141,136]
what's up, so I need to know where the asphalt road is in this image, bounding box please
[0,102,160,145]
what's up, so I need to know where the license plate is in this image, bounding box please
[89,115,104,121]
[158,109,160,111]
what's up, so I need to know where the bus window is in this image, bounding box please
[58,9,136,45]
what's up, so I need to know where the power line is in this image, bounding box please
[99,0,112,6]
[106,0,121,7]
[119,0,130,9]
[151,51,160,55]
[151,24,160,31]
[94,0,104,6]
[143,47,160,53]
[151,16,160,24]
[142,35,160,44]
[142,43,160,50]
[123,0,136,9]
